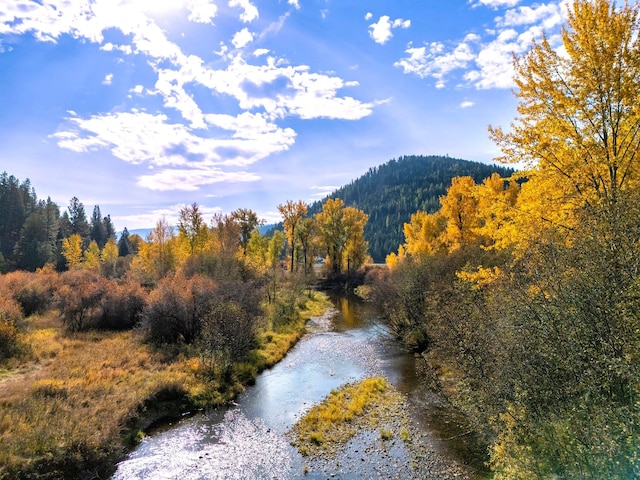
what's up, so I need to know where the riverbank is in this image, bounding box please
[0,290,331,480]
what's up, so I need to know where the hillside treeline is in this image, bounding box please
[0,173,118,273]
[368,1,640,478]
[308,155,513,262]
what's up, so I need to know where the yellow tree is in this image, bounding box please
[489,0,640,242]
[82,240,101,271]
[101,237,119,277]
[61,233,83,269]
[277,200,307,272]
[343,206,369,272]
[402,210,447,259]
[130,216,178,284]
[315,198,345,275]
[473,173,520,251]
[439,176,481,252]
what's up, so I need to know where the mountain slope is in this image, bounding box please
[309,155,514,263]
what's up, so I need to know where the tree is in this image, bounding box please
[231,208,263,255]
[401,210,446,259]
[101,238,119,277]
[315,198,369,275]
[118,227,133,257]
[343,206,369,272]
[439,176,481,252]
[61,234,83,270]
[210,213,242,256]
[315,198,345,275]
[489,0,640,243]
[178,202,208,255]
[277,200,307,272]
[0,173,36,268]
[266,230,285,302]
[90,205,107,248]
[67,197,90,239]
[83,240,101,271]
[14,198,60,271]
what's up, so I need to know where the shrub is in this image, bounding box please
[142,273,217,344]
[0,295,23,360]
[96,278,147,330]
[54,270,106,332]
[0,269,55,317]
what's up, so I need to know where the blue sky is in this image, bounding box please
[0,0,570,230]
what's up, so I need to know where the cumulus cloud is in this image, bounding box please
[288,0,300,10]
[469,0,521,8]
[232,28,254,49]
[103,73,114,85]
[396,1,567,89]
[460,101,475,108]
[368,15,411,45]
[2,0,377,193]
[229,0,259,23]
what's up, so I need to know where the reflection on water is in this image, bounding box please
[113,295,482,479]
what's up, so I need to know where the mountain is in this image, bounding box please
[309,155,515,263]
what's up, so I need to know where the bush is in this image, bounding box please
[96,278,147,330]
[54,270,106,332]
[0,268,55,317]
[142,273,217,344]
[0,295,23,360]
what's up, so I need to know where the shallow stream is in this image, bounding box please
[112,294,487,479]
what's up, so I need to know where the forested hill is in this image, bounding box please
[309,155,514,263]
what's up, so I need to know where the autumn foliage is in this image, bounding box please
[371,1,640,478]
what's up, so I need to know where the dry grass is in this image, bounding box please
[288,377,408,457]
[0,290,331,479]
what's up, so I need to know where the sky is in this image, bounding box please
[0,0,572,231]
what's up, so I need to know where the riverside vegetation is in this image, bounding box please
[0,264,330,479]
[367,1,640,478]
[0,193,375,479]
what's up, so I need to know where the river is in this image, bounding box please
[112,294,487,479]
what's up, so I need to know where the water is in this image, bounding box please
[113,294,484,479]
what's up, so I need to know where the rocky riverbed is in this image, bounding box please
[288,377,472,479]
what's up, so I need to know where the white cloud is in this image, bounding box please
[460,101,475,108]
[396,1,567,89]
[232,28,254,49]
[288,0,300,10]
[103,73,114,85]
[228,0,259,23]
[138,168,261,191]
[365,12,373,21]
[469,0,520,8]
[4,0,378,193]
[310,185,338,198]
[186,0,218,24]
[368,15,411,45]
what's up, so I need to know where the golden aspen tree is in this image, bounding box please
[178,202,208,255]
[489,0,640,239]
[439,176,481,252]
[82,240,101,271]
[277,200,308,272]
[472,173,520,251]
[343,206,369,272]
[402,210,447,259]
[315,198,345,275]
[61,233,83,269]
[101,237,119,276]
